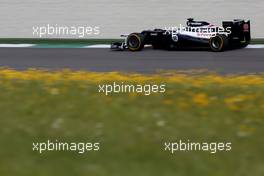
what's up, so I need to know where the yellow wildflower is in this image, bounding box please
[224,95,254,111]
[237,124,256,137]
[162,99,174,105]
[192,93,209,107]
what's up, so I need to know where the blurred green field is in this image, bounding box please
[0,70,263,176]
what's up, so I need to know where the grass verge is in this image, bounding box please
[0,69,263,176]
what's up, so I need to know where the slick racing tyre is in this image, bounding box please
[127,33,145,51]
[209,34,229,52]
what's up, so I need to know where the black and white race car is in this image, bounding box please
[111,18,251,52]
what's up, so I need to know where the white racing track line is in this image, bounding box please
[246,44,264,49]
[84,44,110,48]
[0,44,36,48]
[0,44,264,49]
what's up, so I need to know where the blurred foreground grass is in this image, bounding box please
[0,69,263,176]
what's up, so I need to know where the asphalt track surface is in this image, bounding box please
[0,48,263,74]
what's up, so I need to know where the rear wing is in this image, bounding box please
[223,19,251,43]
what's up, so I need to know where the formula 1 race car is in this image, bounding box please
[111,18,251,52]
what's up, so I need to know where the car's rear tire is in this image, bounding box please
[127,33,145,51]
[209,34,229,52]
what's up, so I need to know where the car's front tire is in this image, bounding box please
[209,34,229,52]
[127,33,145,51]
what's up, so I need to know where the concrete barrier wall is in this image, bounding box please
[0,0,263,38]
